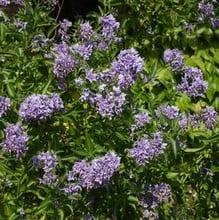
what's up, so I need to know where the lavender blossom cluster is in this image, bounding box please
[178,106,217,131]
[52,14,121,84]
[34,151,58,186]
[0,122,29,159]
[129,132,167,166]
[140,183,171,219]
[163,49,208,98]
[0,96,10,118]
[79,48,144,119]
[163,49,184,73]
[19,93,64,122]
[178,67,208,97]
[131,112,151,136]
[0,0,24,6]
[198,0,219,28]
[53,42,77,80]
[63,152,120,193]
[156,105,179,120]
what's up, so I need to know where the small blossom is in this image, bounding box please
[0,96,10,118]
[131,112,151,135]
[0,122,29,159]
[163,49,184,73]
[198,1,214,22]
[111,48,144,88]
[157,105,179,120]
[80,21,94,41]
[177,67,208,97]
[73,43,93,60]
[53,42,77,79]
[99,14,120,41]
[19,93,64,122]
[201,106,217,129]
[129,132,167,166]
[35,151,58,186]
[178,113,188,131]
[67,152,120,190]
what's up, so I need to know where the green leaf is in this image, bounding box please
[184,146,205,153]
[166,172,179,179]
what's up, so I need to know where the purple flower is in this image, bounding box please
[198,1,214,22]
[143,210,158,219]
[36,151,58,186]
[0,122,29,159]
[148,183,171,203]
[129,132,167,166]
[157,105,179,120]
[53,42,77,79]
[94,87,126,119]
[178,67,208,97]
[73,43,93,60]
[14,20,27,32]
[178,113,188,131]
[67,152,120,190]
[80,21,94,41]
[99,14,120,41]
[163,49,184,72]
[131,112,151,135]
[111,48,144,88]
[58,19,72,41]
[37,151,58,172]
[0,96,10,118]
[211,17,219,28]
[19,93,64,122]
[13,0,25,5]
[189,113,201,128]
[0,0,10,6]
[201,106,217,129]
[51,93,65,112]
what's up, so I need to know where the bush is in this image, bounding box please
[0,0,219,219]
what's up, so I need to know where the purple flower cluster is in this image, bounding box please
[19,93,64,122]
[63,152,120,192]
[0,96,10,118]
[53,42,77,79]
[0,0,24,6]
[198,1,214,22]
[34,151,58,186]
[80,21,95,41]
[163,49,184,73]
[99,14,120,42]
[178,106,217,131]
[0,122,29,159]
[140,183,171,219]
[129,132,167,166]
[58,19,72,42]
[111,48,144,88]
[95,87,126,119]
[178,67,208,97]
[131,112,151,135]
[198,0,219,28]
[79,48,144,119]
[201,106,217,129]
[156,105,179,120]
[73,43,93,60]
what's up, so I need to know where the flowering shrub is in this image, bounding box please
[0,0,219,219]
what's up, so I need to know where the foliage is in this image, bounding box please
[0,0,219,219]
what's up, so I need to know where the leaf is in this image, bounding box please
[115,132,127,141]
[166,172,179,179]
[184,146,205,153]
[58,209,65,220]
[168,137,177,159]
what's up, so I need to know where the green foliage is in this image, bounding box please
[0,0,219,219]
